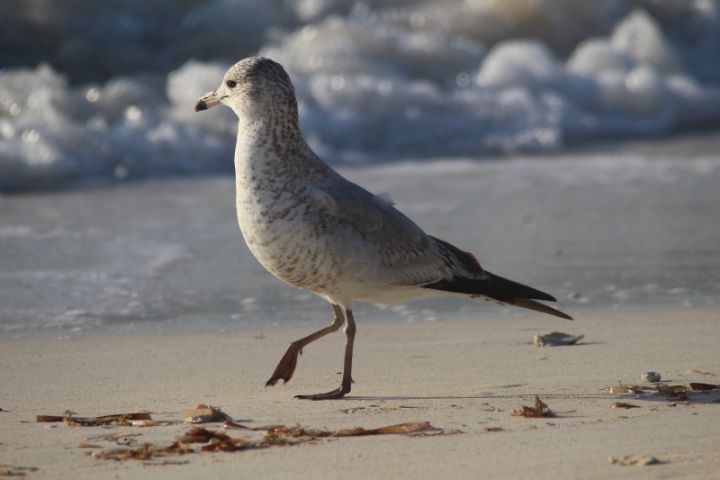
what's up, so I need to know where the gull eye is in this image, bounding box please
[226,80,237,88]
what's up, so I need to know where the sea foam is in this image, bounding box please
[1,1,720,190]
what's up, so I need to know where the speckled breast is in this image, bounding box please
[235,185,341,294]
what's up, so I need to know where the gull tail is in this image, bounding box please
[423,271,573,320]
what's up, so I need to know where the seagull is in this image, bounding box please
[195,57,572,400]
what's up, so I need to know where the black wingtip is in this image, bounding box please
[423,272,556,302]
[512,298,573,320]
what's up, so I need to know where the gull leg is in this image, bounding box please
[296,308,356,400]
[266,304,345,386]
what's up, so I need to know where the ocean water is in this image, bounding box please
[1,1,719,336]
[2,0,720,190]
[2,140,719,337]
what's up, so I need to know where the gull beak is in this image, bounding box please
[195,90,221,112]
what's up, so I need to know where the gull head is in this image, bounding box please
[194,57,297,120]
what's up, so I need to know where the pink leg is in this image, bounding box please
[265,304,345,386]
[296,308,356,400]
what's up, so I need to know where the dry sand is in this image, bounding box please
[1,308,719,479]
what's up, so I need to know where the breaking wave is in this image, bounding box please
[2,0,720,190]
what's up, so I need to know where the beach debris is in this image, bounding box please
[608,383,649,395]
[143,460,191,467]
[687,369,716,377]
[689,382,719,391]
[38,406,452,463]
[37,411,153,427]
[255,421,440,439]
[86,422,447,462]
[608,455,661,466]
[533,332,584,347]
[0,465,39,477]
[607,381,716,401]
[656,384,690,400]
[485,427,504,432]
[91,444,160,461]
[641,371,661,383]
[183,404,234,424]
[511,396,555,418]
[340,407,365,414]
[75,443,101,449]
[86,432,142,443]
[610,402,641,409]
[179,427,250,451]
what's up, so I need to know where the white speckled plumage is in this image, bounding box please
[195,57,570,399]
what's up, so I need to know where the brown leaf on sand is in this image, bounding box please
[511,396,555,418]
[611,402,641,409]
[689,383,719,391]
[533,332,584,347]
[37,412,152,427]
[182,404,234,424]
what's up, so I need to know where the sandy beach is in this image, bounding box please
[2,307,719,479]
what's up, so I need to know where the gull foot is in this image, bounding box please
[295,384,350,400]
[265,342,302,386]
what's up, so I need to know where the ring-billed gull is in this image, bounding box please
[195,57,572,400]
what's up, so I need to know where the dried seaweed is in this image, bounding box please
[258,422,437,439]
[0,465,39,477]
[655,384,690,401]
[533,332,584,347]
[37,411,153,427]
[91,441,194,461]
[610,402,640,409]
[609,455,661,466]
[608,383,652,395]
[336,422,437,436]
[40,404,449,464]
[689,382,719,391]
[88,421,446,462]
[511,396,555,418]
[176,426,252,451]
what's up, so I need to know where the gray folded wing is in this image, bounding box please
[308,172,482,286]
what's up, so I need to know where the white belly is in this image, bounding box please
[235,185,342,294]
